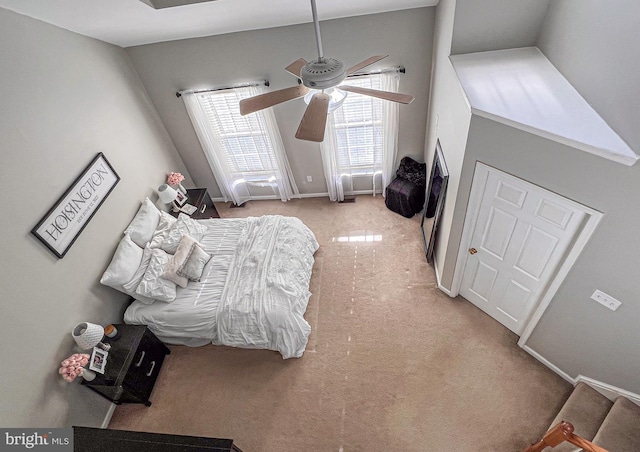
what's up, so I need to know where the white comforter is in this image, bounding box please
[124,215,319,359]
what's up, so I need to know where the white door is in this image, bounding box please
[459,167,586,335]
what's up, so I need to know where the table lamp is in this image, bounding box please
[158,184,178,203]
[72,322,110,351]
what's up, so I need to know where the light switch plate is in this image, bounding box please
[590,290,621,311]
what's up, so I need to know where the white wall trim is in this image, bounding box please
[576,376,640,406]
[449,163,489,297]
[210,192,382,203]
[100,403,117,429]
[472,108,639,167]
[522,345,575,384]
[518,206,603,347]
[433,253,454,297]
[521,348,640,407]
[446,162,602,347]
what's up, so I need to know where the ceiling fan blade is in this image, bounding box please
[285,58,308,77]
[295,92,331,142]
[340,85,415,104]
[239,85,310,115]
[346,55,388,75]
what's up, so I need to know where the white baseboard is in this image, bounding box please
[433,253,454,297]
[100,403,117,429]
[575,375,640,406]
[522,345,575,384]
[211,191,385,203]
[521,347,640,406]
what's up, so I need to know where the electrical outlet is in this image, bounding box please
[306,176,312,182]
[590,289,621,311]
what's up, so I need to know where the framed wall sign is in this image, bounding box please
[421,140,449,263]
[32,153,120,258]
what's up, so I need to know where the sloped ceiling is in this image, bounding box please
[0,0,438,47]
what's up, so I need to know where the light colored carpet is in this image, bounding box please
[109,196,571,451]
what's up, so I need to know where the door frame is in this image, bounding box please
[450,162,603,346]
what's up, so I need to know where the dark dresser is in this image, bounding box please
[81,324,170,406]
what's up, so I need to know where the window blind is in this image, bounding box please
[196,89,278,179]
[332,75,384,174]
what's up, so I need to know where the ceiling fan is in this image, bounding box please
[239,0,415,143]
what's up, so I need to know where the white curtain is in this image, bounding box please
[320,115,349,201]
[319,72,400,202]
[379,73,400,198]
[182,86,299,205]
[246,85,300,202]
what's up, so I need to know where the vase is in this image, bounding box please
[177,184,187,195]
[81,368,96,382]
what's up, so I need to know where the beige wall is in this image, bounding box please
[451,0,549,55]
[125,8,435,199]
[422,0,472,280]
[431,0,640,394]
[0,8,188,427]
[460,116,640,394]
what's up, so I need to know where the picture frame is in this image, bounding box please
[421,140,449,263]
[31,153,120,258]
[89,347,108,374]
[174,189,188,208]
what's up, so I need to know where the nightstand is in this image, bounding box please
[171,188,219,219]
[81,324,170,406]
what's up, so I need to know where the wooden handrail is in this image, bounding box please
[522,421,610,452]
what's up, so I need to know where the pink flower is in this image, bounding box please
[59,353,91,383]
[167,172,184,186]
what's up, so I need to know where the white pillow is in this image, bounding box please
[149,211,177,249]
[100,234,144,289]
[160,214,208,254]
[135,248,177,303]
[124,198,161,247]
[122,245,156,305]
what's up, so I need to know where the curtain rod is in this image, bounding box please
[176,80,269,98]
[176,66,404,97]
[347,66,406,78]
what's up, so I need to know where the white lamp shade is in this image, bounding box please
[158,184,178,204]
[72,322,104,349]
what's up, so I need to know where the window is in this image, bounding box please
[320,72,400,202]
[196,89,280,180]
[332,75,384,175]
[182,85,298,205]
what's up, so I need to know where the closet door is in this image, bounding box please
[459,166,586,335]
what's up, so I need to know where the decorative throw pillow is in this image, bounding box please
[135,248,177,303]
[124,198,161,247]
[160,213,208,254]
[160,235,200,288]
[177,241,212,282]
[100,234,144,289]
[149,211,177,249]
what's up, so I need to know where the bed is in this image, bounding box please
[100,198,319,359]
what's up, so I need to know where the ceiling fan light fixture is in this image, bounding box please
[304,87,347,114]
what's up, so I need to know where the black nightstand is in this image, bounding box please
[171,188,219,219]
[81,324,170,406]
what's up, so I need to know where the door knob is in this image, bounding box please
[469,248,477,255]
